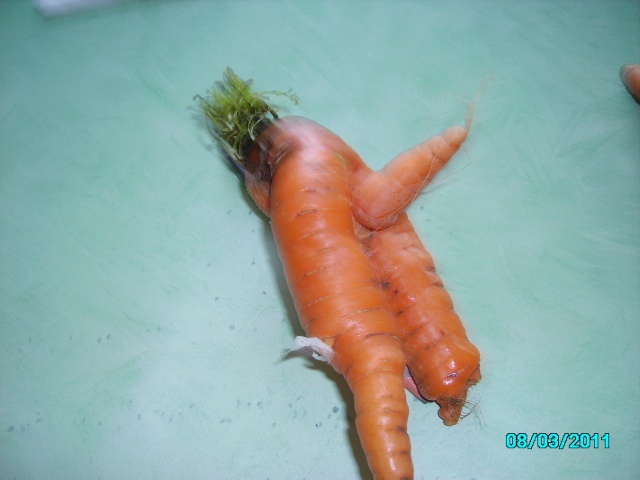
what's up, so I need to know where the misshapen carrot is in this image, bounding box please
[198,68,483,478]
[364,213,481,425]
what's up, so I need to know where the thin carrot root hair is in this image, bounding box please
[456,398,479,422]
[426,74,494,191]
[421,150,472,192]
[420,73,491,135]
[464,73,493,131]
[402,73,491,206]
[459,391,485,428]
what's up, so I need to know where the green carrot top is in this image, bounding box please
[196,68,298,165]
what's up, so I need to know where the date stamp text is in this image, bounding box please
[505,433,610,449]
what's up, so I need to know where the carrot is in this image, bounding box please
[363,212,481,426]
[620,63,640,100]
[199,69,413,480]
[198,68,483,477]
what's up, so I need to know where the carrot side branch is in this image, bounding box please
[351,125,469,230]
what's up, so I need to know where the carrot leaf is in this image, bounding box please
[196,68,298,165]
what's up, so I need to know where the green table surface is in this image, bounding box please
[2,1,639,479]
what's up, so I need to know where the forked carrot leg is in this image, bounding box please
[364,213,481,426]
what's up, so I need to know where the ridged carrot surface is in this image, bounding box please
[249,117,413,480]
[364,212,481,425]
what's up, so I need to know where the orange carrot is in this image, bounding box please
[620,63,640,100]
[260,117,413,479]
[199,70,413,479]
[364,212,481,425]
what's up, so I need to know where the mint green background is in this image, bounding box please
[1,1,639,479]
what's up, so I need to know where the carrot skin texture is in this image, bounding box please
[364,212,481,426]
[351,126,468,230]
[248,114,481,427]
[249,117,414,480]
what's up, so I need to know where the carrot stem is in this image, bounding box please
[196,67,298,164]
